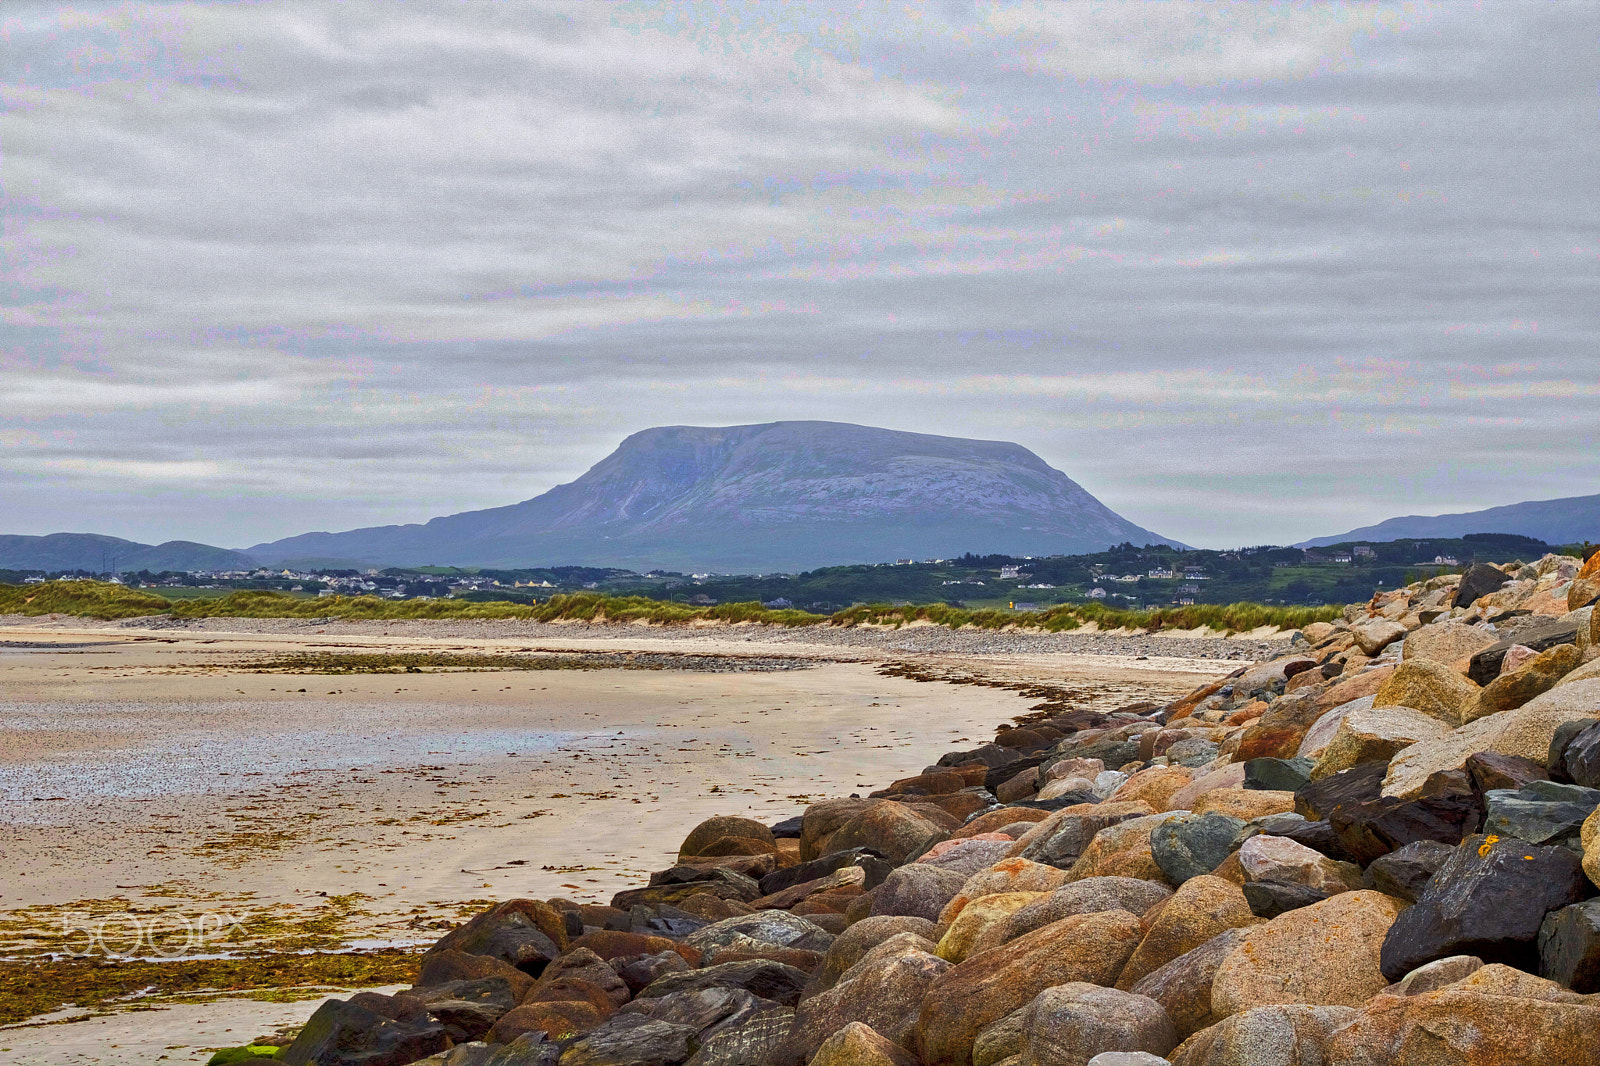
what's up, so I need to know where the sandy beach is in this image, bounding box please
[0,616,1246,1063]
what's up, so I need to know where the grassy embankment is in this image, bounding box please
[0,581,1341,635]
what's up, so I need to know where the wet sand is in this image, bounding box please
[0,618,1231,1062]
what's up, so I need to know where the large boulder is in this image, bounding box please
[1108,766,1195,811]
[1017,983,1177,1066]
[1482,782,1600,849]
[1351,618,1408,656]
[1453,563,1513,608]
[1539,898,1600,993]
[1129,928,1251,1041]
[802,799,876,861]
[558,1013,697,1066]
[1382,679,1600,799]
[806,915,937,994]
[828,801,950,865]
[417,949,536,1003]
[1403,621,1498,668]
[807,1022,919,1066]
[636,959,811,1008]
[1235,696,1329,762]
[1066,813,1187,884]
[915,909,1145,1066]
[871,864,970,921]
[1310,704,1448,780]
[774,946,950,1065]
[682,911,833,957]
[938,859,1073,930]
[936,891,1050,962]
[1327,790,1484,867]
[1379,833,1591,981]
[1189,790,1296,821]
[1002,878,1174,945]
[1211,890,1404,1016]
[1116,876,1260,991]
[679,816,777,862]
[1170,1004,1358,1066]
[1373,659,1480,726]
[1013,802,1159,869]
[1151,814,1253,885]
[1361,839,1455,902]
[1236,835,1362,896]
[426,900,567,975]
[278,998,451,1066]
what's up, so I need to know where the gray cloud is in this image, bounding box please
[3,1,1596,550]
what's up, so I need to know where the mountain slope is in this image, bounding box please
[247,421,1181,571]
[1299,492,1600,548]
[0,533,257,573]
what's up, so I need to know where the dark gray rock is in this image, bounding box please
[758,848,881,897]
[768,816,805,839]
[1379,834,1590,981]
[1150,813,1252,885]
[558,1013,696,1066]
[683,1002,794,1066]
[408,978,517,1042]
[1549,720,1598,783]
[868,863,967,921]
[1453,563,1512,609]
[1466,751,1549,793]
[636,960,810,1008]
[1328,792,1483,867]
[682,911,833,956]
[1362,839,1456,903]
[1555,722,1600,789]
[427,904,562,976]
[1467,618,1580,685]
[609,952,691,995]
[1243,879,1328,919]
[278,998,452,1066]
[620,987,761,1036]
[1538,899,1600,993]
[1294,761,1388,822]
[1164,738,1220,768]
[1243,757,1315,793]
[1482,788,1598,850]
[424,1034,563,1066]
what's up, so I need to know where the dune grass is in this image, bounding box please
[0,580,1340,635]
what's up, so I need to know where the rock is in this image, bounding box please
[1454,563,1513,608]
[1165,739,1220,769]
[488,1000,611,1044]
[1129,928,1250,1041]
[1013,802,1159,868]
[1586,806,1600,888]
[679,816,779,862]
[1378,833,1591,980]
[973,1008,1026,1066]
[870,864,970,921]
[758,848,879,898]
[1117,876,1260,990]
[682,911,833,957]
[684,1002,793,1066]
[609,952,691,995]
[1190,789,1296,821]
[1483,785,1599,849]
[1067,813,1188,884]
[1241,880,1328,919]
[1501,644,1541,674]
[827,802,950,866]
[1327,791,1484,867]
[1265,818,1360,864]
[619,986,754,1033]
[1390,954,1483,995]
[1560,721,1600,788]
[1150,814,1252,887]
[802,799,876,861]
[1170,1004,1358,1066]
[939,859,1073,929]
[1361,839,1455,902]
[1310,704,1448,780]
[918,839,1020,876]
[1236,835,1362,895]
[1018,983,1177,1066]
[957,807,1052,839]
[807,1023,919,1066]
[427,900,567,976]
[915,909,1145,1066]
[1373,659,1480,726]
[1467,618,1584,685]
[1295,760,1387,821]
[805,915,938,994]
[637,960,811,1008]
[1167,766,1247,813]
[1234,697,1328,762]
[1466,749,1549,791]
[417,949,536,1003]
[1462,643,1585,720]
[1381,679,1600,798]
[1002,877,1174,945]
[558,1014,697,1066]
[1539,898,1600,992]
[1108,766,1195,811]
[1086,1055,1172,1066]
[1351,618,1408,656]
[1323,974,1600,1065]
[1212,890,1404,1015]
[775,948,950,1065]
[278,998,452,1066]
[1241,758,1313,794]
[1404,621,1498,668]
[936,891,1049,962]
[531,949,631,1008]
[1294,695,1371,762]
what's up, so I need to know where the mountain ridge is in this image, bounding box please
[1298,491,1600,548]
[245,421,1183,571]
[0,533,256,573]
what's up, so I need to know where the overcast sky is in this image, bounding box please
[4,1,1597,551]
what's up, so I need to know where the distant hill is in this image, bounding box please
[0,533,257,573]
[1299,492,1600,548]
[247,421,1183,571]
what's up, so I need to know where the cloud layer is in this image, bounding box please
[4,1,1597,551]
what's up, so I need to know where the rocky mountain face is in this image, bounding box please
[0,533,255,573]
[1300,492,1600,548]
[246,421,1180,571]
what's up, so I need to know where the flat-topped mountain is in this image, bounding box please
[0,533,255,573]
[247,421,1181,571]
[1299,492,1600,548]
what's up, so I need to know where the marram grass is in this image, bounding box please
[0,581,1341,635]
